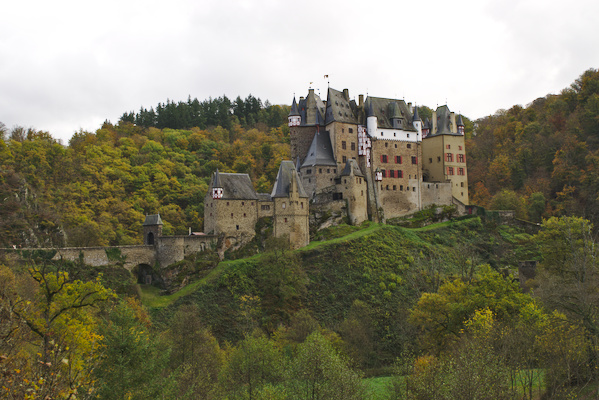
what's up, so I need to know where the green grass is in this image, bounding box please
[364,376,392,399]
[139,261,227,308]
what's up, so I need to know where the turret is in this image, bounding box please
[389,102,403,129]
[143,214,163,245]
[457,114,465,135]
[366,100,377,137]
[211,169,223,199]
[422,118,431,138]
[413,106,422,139]
[288,97,301,127]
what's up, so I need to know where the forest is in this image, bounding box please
[1,69,599,399]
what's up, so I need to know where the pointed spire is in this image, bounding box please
[457,114,464,127]
[213,168,221,188]
[413,106,421,121]
[296,156,301,172]
[289,97,300,116]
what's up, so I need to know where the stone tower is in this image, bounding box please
[271,161,310,249]
[143,214,163,245]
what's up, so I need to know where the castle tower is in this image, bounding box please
[143,214,163,245]
[366,100,377,137]
[413,106,422,138]
[271,161,309,249]
[288,97,301,127]
[212,168,223,199]
[457,114,465,136]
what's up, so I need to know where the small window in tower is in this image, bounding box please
[284,218,288,223]
[244,213,246,217]
[351,142,355,150]
[437,156,441,162]
[393,185,397,190]
[386,185,389,190]
[301,202,304,209]
[407,143,411,149]
[342,128,345,133]
[231,213,234,218]
[407,134,410,138]
[226,202,230,206]
[400,185,403,191]
[385,142,388,148]
[395,144,397,148]
[349,128,353,133]
[242,201,244,206]
[361,190,364,196]
[461,182,464,187]
[381,132,383,136]
[394,132,396,137]
[429,158,432,163]
[319,168,322,173]
[327,169,330,173]
[282,202,286,209]
[333,169,336,173]
[342,141,347,150]
[342,156,347,163]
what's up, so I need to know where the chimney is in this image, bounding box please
[343,89,349,100]
[408,102,413,113]
[359,94,364,107]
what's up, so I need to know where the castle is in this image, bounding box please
[203,87,469,249]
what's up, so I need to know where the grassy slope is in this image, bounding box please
[145,217,537,362]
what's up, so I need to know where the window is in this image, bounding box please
[243,213,246,217]
[349,128,353,133]
[389,170,395,178]
[381,132,384,136]
[342,155,347,163]
[226,201,230,206]
[437,156,441,162]
[382,170,386,178]
[461,182,464,187]
[407,134,410,139]
[351,142,355,150]
[284,218,288,222]
[381,155,388,163]
[458,154,465,163]
[319,168,322,173]
[241,201,244,206]
[407,143,411,149]
[393,132,396,137]
[429,158,433,163]
[393,185,397,190]
[398,170,403,178]
[445,153,454,162]
[400,185,403,191]
[301,202,304,208]
[459,145,462,150]
[386,185,389,190]
[327,169,330,173]
[411,156,418,164]
[385,142,388,148]
[342,141,347,150]
[261,205,270,210]
[394,144,397,148]
[446,144,451,149]
[342,128,344,133]
[395,155,402,164]
[458,167,465,175]
[231,213,234,217]
[306,169,311,174]
[447,166,454,175]
[282,202,286,209]
[236,225,239,230]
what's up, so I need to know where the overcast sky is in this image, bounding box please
[2,0,598,143]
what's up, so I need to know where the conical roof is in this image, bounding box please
[457,114,464,126]
[340,159,364,177]
[213,168,222,188]
[413,106,421,121]
[289,97,300,116]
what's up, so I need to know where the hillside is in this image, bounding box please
[149,216,536,366]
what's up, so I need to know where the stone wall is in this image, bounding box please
[48,245,156,271]
[300,166,338,198]
[327,122,359,167]
[155,235,216,267]
[337,175,368,225]
[421,181,453,208]
[205,197,258,236]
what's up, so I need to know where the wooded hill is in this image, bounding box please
[468,68,599,225]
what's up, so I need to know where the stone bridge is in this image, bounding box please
[0,234,217,272]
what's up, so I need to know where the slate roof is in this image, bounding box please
[209,171,258,200]
[257,193,272,202]
[297,89,326,126]
[289,97,300,116]
[364,97,416,131]
[301,130,337,167]
[143,214,163,226]
[457,114,464,126]
[271,161,308,198]
[340,159,364,177]
[434,105,454,135]
[413,106,421,121]
[325,88,358,125]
